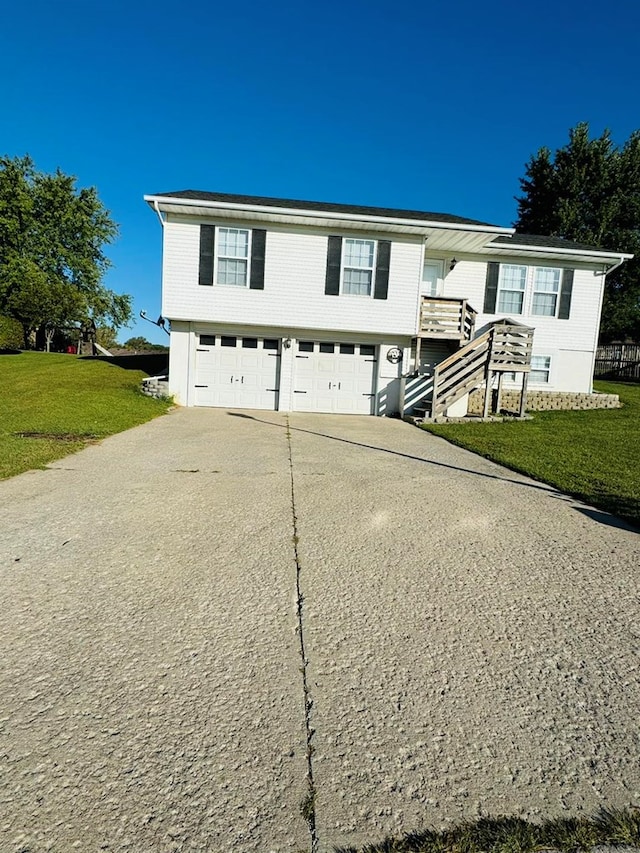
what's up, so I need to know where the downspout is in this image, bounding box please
[153,199,166,228]
[591,256,626,390]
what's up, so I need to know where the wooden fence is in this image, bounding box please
[594,343,640,381]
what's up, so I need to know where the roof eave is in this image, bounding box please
[143,194,514,237]
[490,241,634,262]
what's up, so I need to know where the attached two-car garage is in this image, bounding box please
[192,333,379,414]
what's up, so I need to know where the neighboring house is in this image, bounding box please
[144,190,632,417]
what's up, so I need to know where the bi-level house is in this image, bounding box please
[144,190,631,417]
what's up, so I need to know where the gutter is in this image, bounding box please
[596,255,629,276]
[493,242,634,263]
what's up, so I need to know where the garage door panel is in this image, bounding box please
[194,335,280,410]
[292,341,376,414]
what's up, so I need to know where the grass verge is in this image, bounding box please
[421,381,639,528]
[1,351,172,479]
[334,807,640,853]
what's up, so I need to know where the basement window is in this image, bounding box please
[530,355,551,383]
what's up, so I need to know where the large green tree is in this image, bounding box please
[515,123,640,342]
[0,155,131,347]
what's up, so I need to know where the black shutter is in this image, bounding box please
[249,229,266,290]
[484,262,499,313]
[199,225,215,286]
[325,236,342,295]
[374,241,391,300]
[558,269,574,319]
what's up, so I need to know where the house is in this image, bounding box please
[144,190,632,417]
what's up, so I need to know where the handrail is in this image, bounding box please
[427,322,534,418]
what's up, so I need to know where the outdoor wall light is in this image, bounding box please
[449,258,458,271]
[283,337,292,349]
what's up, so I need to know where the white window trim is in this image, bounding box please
[214,226,252,287]
[340,237,378,298]
[530,267,561,318]
[493,264,567,319]
[530,354,552,384]
[497,264,527,315]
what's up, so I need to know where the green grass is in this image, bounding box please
[334,807,640,853]
[422,381,639,528]
[1,351,172,479]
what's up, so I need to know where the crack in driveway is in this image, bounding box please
[286,414,318,853]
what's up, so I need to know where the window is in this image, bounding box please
[242,337,258,348]
[497,265,527,314]
[221,336,237,347]
[217,228,250,286]
[532,267,561,316]
[486,262,573,319]
[298,341,314,353]
[199,225,266,289]
[339,344,355,354]
[319,343,335,353]
[360,344,376,357]
[343,239,375,296]
[530,355,551,383]
[263,339,279,350]
[199,334,216,346]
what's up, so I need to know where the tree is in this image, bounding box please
[95,325,120,350]
[515,123,640,341]
[123,336,168,352]
[0,155,131,347]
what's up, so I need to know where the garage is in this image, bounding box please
[292,340,377,414]
[193,334,281,409]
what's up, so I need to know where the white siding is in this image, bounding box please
[161,216,422,336]
[442,259,604,392]
[167,321,191,405]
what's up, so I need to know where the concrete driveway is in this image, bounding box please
[0,409,638,853]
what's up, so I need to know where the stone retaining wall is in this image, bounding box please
[467,388,620,414]
[141,376,170,399]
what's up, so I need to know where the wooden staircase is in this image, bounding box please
[402,319,534,419]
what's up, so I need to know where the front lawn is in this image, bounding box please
[1,352,172,479]
[422,381,639,528]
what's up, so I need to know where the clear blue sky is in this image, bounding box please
[2,0,639,343]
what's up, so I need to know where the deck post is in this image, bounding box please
[399,376,406,416]
[430,366,439,419]
[415,336,422,372]
[495,371,504,413]
[483,370,493,417]
[519,372,529,417]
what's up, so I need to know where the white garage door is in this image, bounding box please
[292,341,377,414]
[194,334,280,410]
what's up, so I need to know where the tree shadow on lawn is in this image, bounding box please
[227,411,639,534]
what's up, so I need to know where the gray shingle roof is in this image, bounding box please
[151,190,501,228]
[493,233,607,252]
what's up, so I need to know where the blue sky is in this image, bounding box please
[2,0,639,343]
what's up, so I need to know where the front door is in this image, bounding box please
[422,259,444,297]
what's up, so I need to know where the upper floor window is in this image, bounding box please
[325,235,391,300]
[532,267,561,316]
[198,224,266,290]
[217,228,250,286]
[485,262,574,320]
[497,264,527,314]
[343,239,375,296]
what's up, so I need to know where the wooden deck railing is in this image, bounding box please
[419,297,477,342]
[402,321,534,418]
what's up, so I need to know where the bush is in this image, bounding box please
[0,315,23,349]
